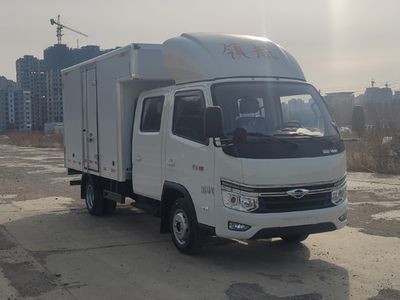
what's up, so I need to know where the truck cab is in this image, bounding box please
[132,81,346,252]
[63,33,347,254]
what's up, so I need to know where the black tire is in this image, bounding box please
[84,176,105,216]
[104,199,117,215]
[169,197,203,255]
[281,234,309,243]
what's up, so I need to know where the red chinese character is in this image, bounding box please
[251,45,277,59]
[222,43,249,59]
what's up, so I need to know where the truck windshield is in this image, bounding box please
[212,81,338,139]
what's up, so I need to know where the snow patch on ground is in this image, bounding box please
[347,173,400,190]
[0,197,79,225]
[372,210,400,221]
[19,155,63,162]
[0,194,17,200]
[0,162,36,168]
[25,164,65,174]
[349,201,400,208]
[12,197,75,212]
[347,173,400,200]
[0,161,65,174]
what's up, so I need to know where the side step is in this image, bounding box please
[133,196,160,217]
[103,190,125,203]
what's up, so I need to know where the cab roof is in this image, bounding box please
[162,33,306,84]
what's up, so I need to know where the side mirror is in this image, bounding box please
[351,105,365,138]
[205,106,223,138]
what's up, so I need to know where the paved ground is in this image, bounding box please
[0,143,399,300]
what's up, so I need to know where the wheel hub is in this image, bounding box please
[173,210,190,245]
[86,184,95,209]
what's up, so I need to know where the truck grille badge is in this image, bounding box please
[286,188,309,199]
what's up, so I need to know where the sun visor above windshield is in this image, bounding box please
[162,33,306,84]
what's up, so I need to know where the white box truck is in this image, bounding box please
[63,33,347,254]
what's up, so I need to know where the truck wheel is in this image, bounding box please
[170,198,203,255]
[104,199,117,215]
[85,177,105,216]
[280,234,309,243]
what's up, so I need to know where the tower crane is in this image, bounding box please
[50,15,88,45]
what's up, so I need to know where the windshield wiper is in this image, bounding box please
[246,132,299,147]
[274,132,337,145]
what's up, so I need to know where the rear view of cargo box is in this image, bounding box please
[62,44,173,182]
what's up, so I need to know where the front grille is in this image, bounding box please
[255,192,334,213]
[221,176,346,193]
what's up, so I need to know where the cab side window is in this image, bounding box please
[172,90,207,144]
[140,96,164,132]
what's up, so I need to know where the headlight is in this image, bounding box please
[331,183,347,205]
[222,188,259,212]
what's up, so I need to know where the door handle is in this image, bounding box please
[166,159,175,167]
[135,155,142,162]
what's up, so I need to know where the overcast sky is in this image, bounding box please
[1,0,399,93]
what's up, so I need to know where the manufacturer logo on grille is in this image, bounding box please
[287,188,309,199]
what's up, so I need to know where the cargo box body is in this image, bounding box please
[62,44,173,182]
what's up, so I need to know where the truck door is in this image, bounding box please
[82,68,99,172]
[164,88,215,226]
[132,93,166,199]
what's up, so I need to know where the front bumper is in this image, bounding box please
[215,198,347,240]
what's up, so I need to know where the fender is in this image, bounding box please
[80,173,89,199]
[160,181,198,233]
